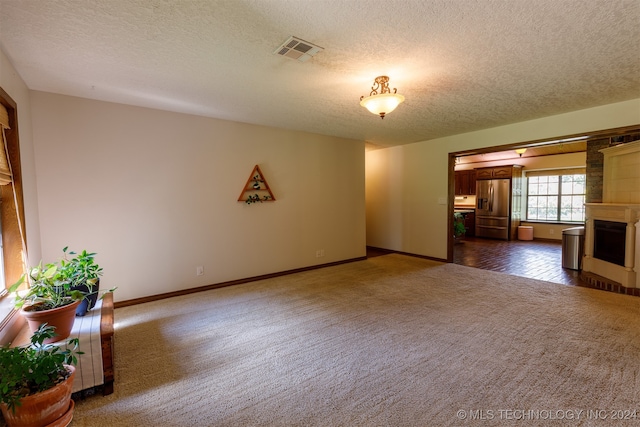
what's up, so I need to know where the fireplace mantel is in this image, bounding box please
[584,203,640,223]
[583,203,640,288]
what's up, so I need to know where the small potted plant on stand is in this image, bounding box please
[9,261,83,344]
[61,248,103,317]
[0,323,81,427]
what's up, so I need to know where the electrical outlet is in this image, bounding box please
[196,266,204,276]
[549,229,555,235]
[316,249,325,258]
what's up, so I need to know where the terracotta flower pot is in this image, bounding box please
[0,365,75,427]
[21,300,81,343]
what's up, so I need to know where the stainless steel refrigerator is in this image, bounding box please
[475,178,511,240]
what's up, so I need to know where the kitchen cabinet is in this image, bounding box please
[464,212,475,236]
[454,170,476,195]
[475,165,518,180]
[454,210,476,237]
[469,171,476,194]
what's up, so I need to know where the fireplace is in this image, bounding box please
[582,140,640,289]
[593,220,626,266]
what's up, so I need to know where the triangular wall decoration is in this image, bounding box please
[238,165,276,204]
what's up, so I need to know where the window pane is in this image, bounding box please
[539,183,549,194]
[574,206,585,221]
[573,179,585,194]
[546,206,558,220]
[538,197,547,210]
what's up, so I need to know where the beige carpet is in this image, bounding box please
[67,254,640,426]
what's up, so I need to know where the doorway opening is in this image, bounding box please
[447,125,640,286]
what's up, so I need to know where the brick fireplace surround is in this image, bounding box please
[582,140,640,293]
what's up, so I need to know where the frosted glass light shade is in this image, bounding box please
[360,93,405,118]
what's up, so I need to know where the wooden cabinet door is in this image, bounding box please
[459,171,470,195]
[492,166,513,178]
[464,212,475,236]
[454,171,462,195]
[455,170,474,195]
[468,170,477,194]
[475,168,493,180]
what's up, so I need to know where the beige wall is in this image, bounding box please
[519,223,569,241]
[0,48,42,262]
[30,92,366,302]
[366,99,640,258]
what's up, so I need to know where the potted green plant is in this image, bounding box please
[61,247,103,317]
[453,212,467,241]
[0,323,81,427]
[8,261,83,344]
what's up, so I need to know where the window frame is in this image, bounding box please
[0,86,28,345]
[525,172,586,223]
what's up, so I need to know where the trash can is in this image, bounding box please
[562,226,585,270]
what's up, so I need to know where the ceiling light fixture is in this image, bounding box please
[515,148,527,157]
[359,76,405,119]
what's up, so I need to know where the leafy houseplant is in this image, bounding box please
[9,261,84,343]
[61,247,104,316]
[9,262,82,311]
[453,212,466,239]
[0,323,81,426]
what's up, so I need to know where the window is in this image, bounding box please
[1,88,26,295]
[526,173,585,222]
[0,87,27,345]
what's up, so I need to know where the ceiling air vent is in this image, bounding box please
[274,36,323,62]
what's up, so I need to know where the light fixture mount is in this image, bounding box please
[360,76,405,119]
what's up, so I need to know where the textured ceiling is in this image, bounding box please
[1,0,639,148]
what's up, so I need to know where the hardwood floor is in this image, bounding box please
[368,237,639,297]
[367,237,585,287]
[452,236,585,287]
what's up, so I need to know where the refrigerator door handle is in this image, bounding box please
[489,185,494,212]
